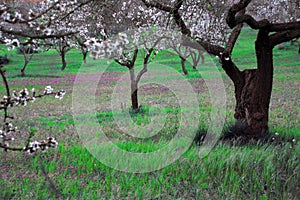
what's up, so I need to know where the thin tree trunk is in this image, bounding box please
[129,68,139,112]
[61,50,67,71]
[180,56,188,75]
[20,52,33,76]
[83,51,87,64]
[200,53,205,64]
[191,51,203,69]
[20,67,26,77]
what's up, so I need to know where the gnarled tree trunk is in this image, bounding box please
[225,29,273,138]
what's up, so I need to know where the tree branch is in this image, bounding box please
[136,48,152,83]
[224,23,244,57]
[140,0,173,12]
[0,27,78,39]
[270,29,300,48]
[269,21,300,32]
[226,0,272,30]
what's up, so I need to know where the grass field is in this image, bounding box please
[0,28,299,199]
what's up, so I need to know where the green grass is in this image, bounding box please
[0,27,299,199]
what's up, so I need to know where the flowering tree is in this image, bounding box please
[18,42,38,76]
[55,36,73,70]
[0,0,96,73]
[85,28,167,112]
[140,0,300,138]
[83,0,171,112]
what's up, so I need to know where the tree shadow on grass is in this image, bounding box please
[10,74,62,79]
[194,123,299,148]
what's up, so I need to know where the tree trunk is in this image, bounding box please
[200,53,205,64]
[61,51,67,71]
[129,68,139,112]
[20,53,33,77]
[20,68,26,77]
[131,85,139,112]
[83,51,87,64]
[180,56,188,75]
[230,29,273,138]
[191,51,204,69]
[233,69,268,137]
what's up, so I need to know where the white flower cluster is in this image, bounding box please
[27,137,58,153]
[55,90,66,100]
[4,39,20,51]
[0,86,65,109]
[12,88,35,106]
[44,85,54,94]
[85,33,130,60]
[43,86,66,99]
[0,122,17,148]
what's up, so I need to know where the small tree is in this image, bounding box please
[18,43,37,76]
[55,37,72,71]
[169,41,191,75]
[190,49,205,70]
[85,28,165,112]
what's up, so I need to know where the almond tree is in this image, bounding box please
[84,0,170,112]
[18,43,37,76]
[85,28,166,112]
[0,0,95,73]
[140,0,300,138]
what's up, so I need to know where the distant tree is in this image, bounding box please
[18,43,37,76]
[55,37,72,71]
[0,0,94,73]
[190,49,205,69]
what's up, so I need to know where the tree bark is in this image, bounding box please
[229,29,273,138]
[83,51,87,64]
[20,68,26,77]
[191,51,204,69]
[61,50,67,71]
[180,56,188,75]
[129,68,139,112]
[20,52,33,76]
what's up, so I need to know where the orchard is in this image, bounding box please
[0,0,299,199]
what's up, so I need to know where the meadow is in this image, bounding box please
[0,28,299,199]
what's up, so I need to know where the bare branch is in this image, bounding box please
[270,29,300,48]
[269,21,300,32]
[0,27,78,39]
[140,0,173,12]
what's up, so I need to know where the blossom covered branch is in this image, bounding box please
[0,66,65,153]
